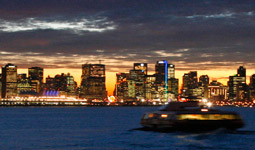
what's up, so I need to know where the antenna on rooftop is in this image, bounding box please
[99,60,103,64]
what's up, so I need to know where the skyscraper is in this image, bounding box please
[199,75,209,98]
[228,66,247,100]
[134,63,148,75]
[28,67,43,93]
[115,73,129,100]
[168,64,175,79]
[17,73,32,94]
[181,71,200,98]
[237,66,246,78]
[80,64,107,100]
[250,74,255,99]
[2,63,17,98]
[129,69,146,99]
[155,60,168,84]
[199,75,209,86]
[155,60,169,101]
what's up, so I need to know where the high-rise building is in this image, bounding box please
[2,63,17,98]
[145,75,157,100]
[181,71,199,98]
[168,78,179,99]
[17,73,33,94]
[28,67,43,93]
[199,75,209,86]
[168,64,175,79]
[80,64,107,100]
[66,73,77,96]
[115,73,129,100]
[155,60,170,101]
[129,70,146,99]
[228,66,248,100]
[155,60,170,84]
[155,61,178,101]
[134,63,148,75]
[199,75,209,98]
[237,66,246,78]
[250,74,255,99]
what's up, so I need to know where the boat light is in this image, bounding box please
[161,114,168,118]
[201,109,208,112]
[148,113,154,118]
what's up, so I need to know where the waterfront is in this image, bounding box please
[0,106,255,150]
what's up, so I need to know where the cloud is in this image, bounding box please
[0,1,255,76]
[155,50,183,57]
[185,11,254,19]
[0,17,116,34]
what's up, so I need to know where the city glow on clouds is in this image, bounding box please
[0,17,116,33]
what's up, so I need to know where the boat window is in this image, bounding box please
[177,114,239,120]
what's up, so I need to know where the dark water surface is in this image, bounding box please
[0,106,255,150]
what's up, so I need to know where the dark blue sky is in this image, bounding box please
[0,0,254,72]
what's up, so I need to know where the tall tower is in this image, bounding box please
[80,64,107,100]
[237,66,246,77]
[168,64,175,79]
[199,75,209,86]
[155,60,168,101]
[228,66,247,100]
[2,63,17,98]
[181,71,198,97]
[28,67,43,93]
[133,63,148,75]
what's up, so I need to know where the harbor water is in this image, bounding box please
[0,106,255,150]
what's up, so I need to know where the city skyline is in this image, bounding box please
[1,1,255,95]
[1,62,255,96]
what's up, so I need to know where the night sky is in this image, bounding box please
[1,0,255,94]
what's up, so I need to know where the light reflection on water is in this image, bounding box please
[0,106,254,149]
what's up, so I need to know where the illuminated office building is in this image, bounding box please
[145,75,157,100]
[80,64,107,100]
[134,63,148,75]
[199,75,209,98]
[168,64,175,79]
[129,69,146,99]
[115,73,129,100]
[155,60,168,101]
[168,78,179,99]
[228,66,248,100]
[250,74,255,99]
[66,73,77,96]
[155,61,178,101]
[17,73,33,94]
[28,67,43,93]
[2,63,17,98]
[181,71,199,98]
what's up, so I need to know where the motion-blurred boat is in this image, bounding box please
[140,101,244,131]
